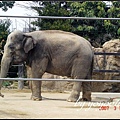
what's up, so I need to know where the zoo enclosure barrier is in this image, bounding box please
[0,15,119,88]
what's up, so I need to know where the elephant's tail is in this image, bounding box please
[86,52,94,79]
[90,54,94,79]
[90,50,94,79]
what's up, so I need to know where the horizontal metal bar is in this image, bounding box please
[94,52,120,55]
[93,70,120,73]
[7,72,17,74]
[0,15,120,20]
[11,69,120,74]
[12,64,24,67]
[0,78,120,82]
[7,69,120,74]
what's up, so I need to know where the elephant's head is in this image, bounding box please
[0,30,36,97]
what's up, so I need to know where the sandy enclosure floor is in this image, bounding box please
[0,89,120,119]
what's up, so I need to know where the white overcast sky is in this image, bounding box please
[0,1,37,31]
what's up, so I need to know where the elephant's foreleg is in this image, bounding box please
[30,80,42,101]
[0,91,4,97]
[0,81,4,97]
[27,66,42,101]
[67,82,82,102]
[28,58,48,101]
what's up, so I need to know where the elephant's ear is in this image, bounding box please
[22,35,37,53]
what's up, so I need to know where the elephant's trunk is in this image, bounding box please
[0,54,12,97]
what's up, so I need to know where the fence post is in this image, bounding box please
[18,64,24,90]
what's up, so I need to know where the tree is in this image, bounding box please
[105,1,120,40]
[0,1,15,49]
[21,1,120,47]
[0,1,15,53]
[0,19,11,50]
[70,1,120,47]
[0,1,15,11]
[30,1,73,31]
[70,1,111,47]
[0,19,11,65]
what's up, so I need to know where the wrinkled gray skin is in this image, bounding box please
[0,30,94,102]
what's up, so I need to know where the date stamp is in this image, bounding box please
[99,105,120,110]
[74,98,120,111]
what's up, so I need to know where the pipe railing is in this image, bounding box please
[0,78,120,82]
[0,15,120,20]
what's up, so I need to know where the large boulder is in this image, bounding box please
[102,39,120,92]
[103,39,120,80]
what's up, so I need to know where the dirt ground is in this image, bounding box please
[0,88,120,119]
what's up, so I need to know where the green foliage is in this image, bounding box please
[70,1,108,46]
[117,28,120,36]
[0,19,11,50]
[2,81,11,87]
[31,1,72,31]
[0,1,15,11]
[70,1,120,46]
[28,1,120,47]
[106,1,120,39]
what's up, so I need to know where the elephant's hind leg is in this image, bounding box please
[81,62,93,101]
[67,81,82,102]
[81,82,91,101]
[67,58,91,102]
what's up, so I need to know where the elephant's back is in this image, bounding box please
[27,30,87,43]
[27,30,93,54]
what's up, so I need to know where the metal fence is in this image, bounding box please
[0,15,120,84]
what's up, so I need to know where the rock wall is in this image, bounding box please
[103,39,120,80]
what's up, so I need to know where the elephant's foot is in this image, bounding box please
[79,98,91,101]
[67,94,79,102]
[31,95,42,101]
[82,91,91,101]
[0,93,4,98]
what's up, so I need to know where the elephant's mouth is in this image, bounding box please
[13,56,25,64]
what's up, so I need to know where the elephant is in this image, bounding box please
[0,30,94,102]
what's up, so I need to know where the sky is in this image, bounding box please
[0,1,37,31]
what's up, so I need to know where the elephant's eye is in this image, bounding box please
[8,44,15,49]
